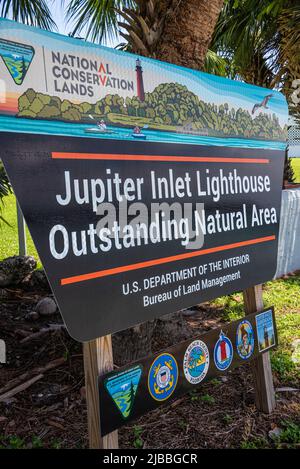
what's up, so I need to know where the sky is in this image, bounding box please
[50,0,119,47]
[51,1,71,36]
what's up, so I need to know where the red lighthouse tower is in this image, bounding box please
[219,331,228,362]
[136,58,145,102]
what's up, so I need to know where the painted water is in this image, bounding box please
[0,115,286,150]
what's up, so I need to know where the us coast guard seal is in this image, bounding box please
[148,353,178,401]
[183,340,209,384]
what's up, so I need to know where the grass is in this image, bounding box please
[132,426,144,449]
[0,192,40,266]
[0,434,64,449]
[291,157,300,182]
[240,421,300,449]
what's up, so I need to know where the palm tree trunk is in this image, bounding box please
[155,0,224,69]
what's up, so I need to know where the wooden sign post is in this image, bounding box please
[83,336,118,449]
[243,285,275,413]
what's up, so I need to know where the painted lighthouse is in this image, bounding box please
[136,58,145,101]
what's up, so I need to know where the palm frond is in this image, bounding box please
[66,0,136,43]
[204,50,229,77]
[0,0,57,30]
[211,0,284,87]
[0,162,12,226]
[279,3,300,122]
[0,164,11,201]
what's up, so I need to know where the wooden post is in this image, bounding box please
[83,335,118,449]
[16,200,27,256]
[243,285,276,413]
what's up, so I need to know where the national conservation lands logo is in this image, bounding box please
[213,331,233,371]
[51,51,139,98]
[183,340,209,384]
[104,365,142,419]
[148,353,178,401]
[0,38,34,85]
[236,320,255,360]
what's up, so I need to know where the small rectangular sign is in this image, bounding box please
[99,307,277,436]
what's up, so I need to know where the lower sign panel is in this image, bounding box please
[99,307,277,435]
[0,133,284,341]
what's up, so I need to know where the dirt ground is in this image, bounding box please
[0,284,299,449]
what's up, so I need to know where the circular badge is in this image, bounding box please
[148,353,178,401]
[236,320,255,360]
[183,340,209,384]
[214,331,233,371]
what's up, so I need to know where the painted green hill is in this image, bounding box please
[17,84,287,141]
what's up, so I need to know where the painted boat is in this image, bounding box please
[132,133,147,139]
[84,127,114,134]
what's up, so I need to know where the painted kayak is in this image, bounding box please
[132,133,147,139]
[84,127,114,134]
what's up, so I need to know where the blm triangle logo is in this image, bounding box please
[104,365,142,419]
[0,38,34,85]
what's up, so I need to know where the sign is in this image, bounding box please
[0,19,288,341]
[0,18,288,147]
[99,307,277,435]
[0,133,285,341]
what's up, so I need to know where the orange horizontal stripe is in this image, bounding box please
[60,235,275,286]
[52,152,269,164]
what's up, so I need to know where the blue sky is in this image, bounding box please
[50,0,119,47]
[51,0,78,37]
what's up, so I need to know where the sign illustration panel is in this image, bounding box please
[0,18,288,149]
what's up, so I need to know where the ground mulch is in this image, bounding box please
[0,285,299,449]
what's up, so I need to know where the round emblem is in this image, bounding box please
[148,353,178,401]
[183,340,209,384]
[214,331,233,371]
[236,320,255,359]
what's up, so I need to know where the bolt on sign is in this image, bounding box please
[0,19,288,342]
[99,307,277,435]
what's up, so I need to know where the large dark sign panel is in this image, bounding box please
[99,307,277,435]
[1,133,284,341]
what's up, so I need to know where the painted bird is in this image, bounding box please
[252,94,273,114]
